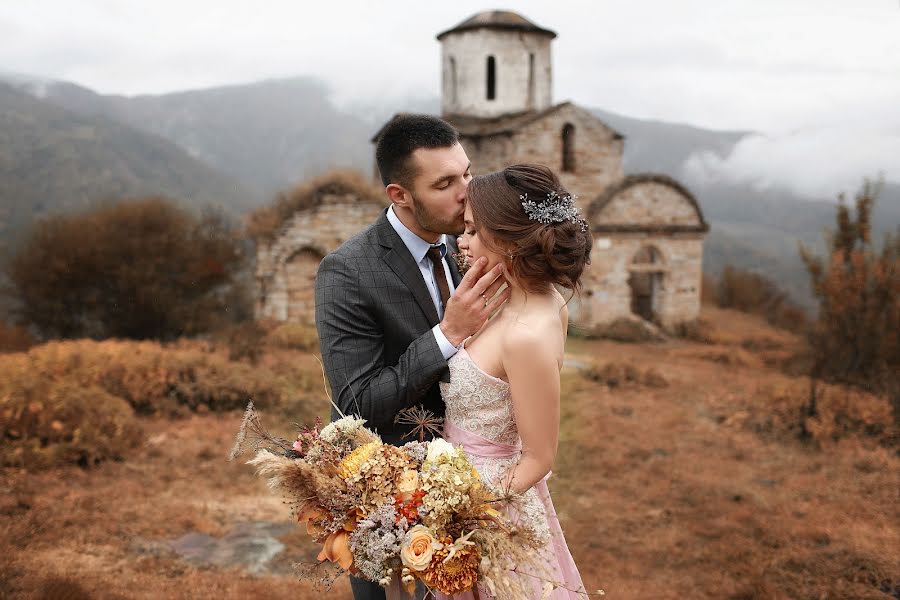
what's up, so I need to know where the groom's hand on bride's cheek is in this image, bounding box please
[439,257,511,346]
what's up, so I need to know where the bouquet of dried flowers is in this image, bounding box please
[230,401,593,598]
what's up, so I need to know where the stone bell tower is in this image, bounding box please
[437,10,556,118]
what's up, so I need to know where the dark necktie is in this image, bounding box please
[426,244,451,312]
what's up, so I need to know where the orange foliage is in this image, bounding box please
[7,197,248,340]
[0,339,302,417]
[0,337,323,469]
[0,321,34,354]
[713,265,808,333]
[800,177,900,420]
[745,379,897,449]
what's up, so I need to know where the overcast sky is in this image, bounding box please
[2,0,899,197]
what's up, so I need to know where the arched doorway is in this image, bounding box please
[628,245,665,323]
[284,247,324,323]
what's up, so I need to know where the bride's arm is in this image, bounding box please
[500,325,561,495]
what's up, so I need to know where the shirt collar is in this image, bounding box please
[386,205,446,263]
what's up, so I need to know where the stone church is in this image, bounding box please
[255,10,708,333]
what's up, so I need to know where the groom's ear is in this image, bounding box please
[386,183,411,207]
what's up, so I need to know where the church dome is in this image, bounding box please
[436,10,556,40]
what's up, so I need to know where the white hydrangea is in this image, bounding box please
[319,415,368,444]
[425,438,455,462]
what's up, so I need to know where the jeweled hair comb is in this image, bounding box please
[520,191,588,232]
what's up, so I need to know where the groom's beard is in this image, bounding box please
[411,194,465,237]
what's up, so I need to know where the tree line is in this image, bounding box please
[2,179,898,419]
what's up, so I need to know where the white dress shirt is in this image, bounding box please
[386,205,459,360]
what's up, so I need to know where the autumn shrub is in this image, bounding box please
[246,169,386,242]
[0,368,141,469]
[7,197,248,340]
[745,379,897,449]
[597,317,667,343]
[800,178,899,421]
[700,272,717,305]
[714,265,808,333]
[214,319,268,363]
[0,320,34,354]
[0,340,305,418]
[583,361,668,388]
[672,317,716,343]
[265,320,320,352]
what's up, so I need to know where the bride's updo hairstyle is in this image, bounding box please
[466,164,592,294]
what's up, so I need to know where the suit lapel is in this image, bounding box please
[374,211,440,326]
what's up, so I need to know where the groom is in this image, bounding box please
[314,114,508,600]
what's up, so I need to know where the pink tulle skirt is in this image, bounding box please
[434,422,588,600]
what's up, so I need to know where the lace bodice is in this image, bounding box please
[440,347,519,446]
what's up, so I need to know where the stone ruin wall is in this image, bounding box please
[574,234,704,330]
[572,180,706,331]
[255,195,384,323]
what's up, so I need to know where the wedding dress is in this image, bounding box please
[435,346,588,599]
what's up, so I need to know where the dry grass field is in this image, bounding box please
[1,308,897,599]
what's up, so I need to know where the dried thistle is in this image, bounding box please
[395,405,444,442]
[451,252,471,275]
[229,400,293,460]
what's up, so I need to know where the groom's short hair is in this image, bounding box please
[375,114,459,188]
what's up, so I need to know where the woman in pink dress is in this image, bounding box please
[437,164,592,599]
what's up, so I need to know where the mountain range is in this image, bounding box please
[2,74,897,308]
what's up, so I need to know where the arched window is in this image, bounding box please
[562,123,576,172]
[527,53,535,109]
[486,55,496,100]
[449,57,458,104]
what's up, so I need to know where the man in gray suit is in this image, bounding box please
[314,114,508,599]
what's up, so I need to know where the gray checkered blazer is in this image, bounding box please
[315,209,463,446]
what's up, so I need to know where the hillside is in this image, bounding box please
[22,77,373,196]
[0,83,253,255]
[1,308,896,598]
[5,75,898,307]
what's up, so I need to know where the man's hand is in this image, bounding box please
[439,257,511,347]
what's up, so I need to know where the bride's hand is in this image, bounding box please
[440,258,510,346]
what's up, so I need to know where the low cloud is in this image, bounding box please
[681,126,900,201]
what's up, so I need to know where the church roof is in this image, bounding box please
[444,102,624,139]
[436,10,557,40]
[371,103,624,143]
[588,173,710,234]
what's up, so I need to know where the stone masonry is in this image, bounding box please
[259,11,708,333]
[255,193,384,324]
[576,175,708,330]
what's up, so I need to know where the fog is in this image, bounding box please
[2,0,898,197]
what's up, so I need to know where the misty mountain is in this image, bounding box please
[589,107,749,176]
[5,74,898,308]
[0,82,252,256]
[25,77,374,196]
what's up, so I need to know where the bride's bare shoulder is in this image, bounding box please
[500,302,565,354]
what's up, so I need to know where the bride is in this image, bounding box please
[437,164,591,599]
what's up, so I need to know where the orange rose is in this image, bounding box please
[401,525,442,572]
